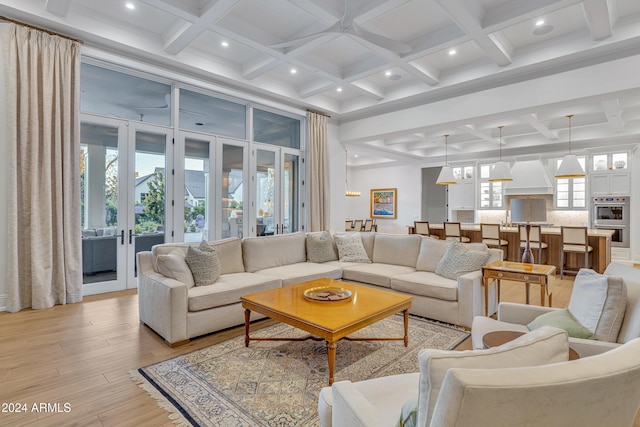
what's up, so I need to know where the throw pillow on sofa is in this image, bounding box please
[156,249,195,287]
[185,245,221,286]
[306,231,338,263]
[435,240,489,279]
[335,233,371,263]
[567,269,626,342]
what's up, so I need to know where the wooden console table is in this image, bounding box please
[482,261,556,316]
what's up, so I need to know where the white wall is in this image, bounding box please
[327,122,348,232]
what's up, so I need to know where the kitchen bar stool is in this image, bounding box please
[444,222,470,243]
[560,226,593,279]
[518,224,548,263]
[481,223,508,249]
[414,221,439,239]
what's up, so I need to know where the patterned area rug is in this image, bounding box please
[131,315,469,427]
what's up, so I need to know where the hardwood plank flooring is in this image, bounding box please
[0,271,637,426]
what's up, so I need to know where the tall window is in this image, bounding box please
[555,157,586,208]
[478,164,503,209]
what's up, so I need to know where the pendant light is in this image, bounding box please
[436,134,456,185]
[555,114,585,178]
[489,125,513,182]
[344,148,361,197]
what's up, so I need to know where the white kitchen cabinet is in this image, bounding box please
[590,172,631,196]
[449,179,475,210]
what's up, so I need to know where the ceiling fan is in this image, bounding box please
[271,0,411,54]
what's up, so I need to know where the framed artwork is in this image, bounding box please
[370,188,397,219]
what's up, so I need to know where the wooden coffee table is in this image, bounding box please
[241,278,413,385]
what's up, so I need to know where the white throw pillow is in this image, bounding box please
[417,326,569,427]
[415,237,450,272]
[568,269,627,342]
[156,250,195,288]
[435,240,489,279]
[335,233,371,263]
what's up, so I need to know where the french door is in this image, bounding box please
[80,116,171,294]
[251,144,300,237]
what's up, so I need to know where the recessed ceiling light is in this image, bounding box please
[337,87,343,92]
[125,2,135,10]
[290,68,297,74]
[221,41,229,47]
[536,19,545,26]
[354,154,358,158]
[449,49,456,56]
[385,70,392,77]
[533,23,554,36]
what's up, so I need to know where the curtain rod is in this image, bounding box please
[0,15,84,44]
[307,109,331,118]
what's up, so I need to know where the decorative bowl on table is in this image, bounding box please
[303,286,352,302]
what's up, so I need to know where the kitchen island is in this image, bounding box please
[412,224,612,274]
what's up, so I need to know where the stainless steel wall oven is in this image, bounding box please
[592,196,630,248]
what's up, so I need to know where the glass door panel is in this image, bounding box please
[80,122,123,291]
[256,149,276,236]
[283,153,299,234]
[222,143,245,239]
[132,129,168,277]
[184,138,210,242]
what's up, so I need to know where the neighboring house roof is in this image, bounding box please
[136,168,206,200]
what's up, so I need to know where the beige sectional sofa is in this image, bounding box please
[137,232,502,346]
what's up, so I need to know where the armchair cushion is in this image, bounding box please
[417,326,569,427]
[528,308,595,339]
[568,269,626,342]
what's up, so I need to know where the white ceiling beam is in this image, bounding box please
[582,0,613,41]
[350,80,385,101]
[601,99,623,132]
[436,0,512,66]
[139,0,200,21]
[460,124,497,144]
[482,0,581,30]
[163,0,240,55]
[519,113,559,139]
[45,0,73,17]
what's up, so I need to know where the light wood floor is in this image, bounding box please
[0,274,637,426]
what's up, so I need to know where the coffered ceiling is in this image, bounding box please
[2,0,640,167]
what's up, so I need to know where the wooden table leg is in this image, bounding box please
[525,283,530,304]
[327,341,337,385]
[244,309,251,347]
[484,277,489,316]
[403,309,409,347]
[540,283,545,306]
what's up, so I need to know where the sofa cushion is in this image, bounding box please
[156,250,195,288]
[568,269,626,342]
[255,262,342,286]
[528,308,596,339]
[372,234,421,267]
[342,263,415,288]
[152,237,245,275]
[306,231,338,263]
[415,237,449,272]
[335,233,371,263]
[185,246,220,286]
[187,273,281,312]
[242,232,307,273]
[417,326,569,427]
[435,240,489,280]
[390,272,457,301]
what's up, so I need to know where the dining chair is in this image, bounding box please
[362,219,374,232]
[560,226,593,278]
[518,224,548,263]
[414,221,439,239]
[353,219,364,232]
[345,220,354,232]
[444,222,470,243]
[481,223,508,249]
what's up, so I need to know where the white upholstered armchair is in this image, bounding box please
[323,329,640,427]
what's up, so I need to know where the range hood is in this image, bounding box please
[505,160,553,195]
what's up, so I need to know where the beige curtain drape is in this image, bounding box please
[4,23,82,311]
[307,111,330,231]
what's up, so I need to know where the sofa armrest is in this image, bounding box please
[569,338,621,358]
[332,381,384,427]
[456,270,489,328]
[137,251,189,345]
[497,302,558,325]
